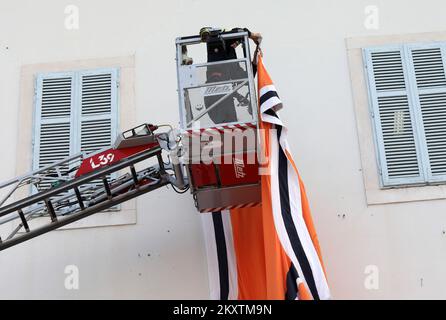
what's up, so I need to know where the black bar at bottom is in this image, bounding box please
[45,199,57,222]
[157,154,165,172]
[130,166,139,185]
[18,209,30,233]
[103,177,112,199]
[74,187,85,210]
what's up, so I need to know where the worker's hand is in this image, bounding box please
[250,32,262,45]
[231,40,241,49]
[182,57,193,65]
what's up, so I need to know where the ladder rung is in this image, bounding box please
[102,177,112,199]
[130,166,139,185]
[44,199,57,222]
[74,187,85,210]
[18,209,30,233]
[157,154,165,172]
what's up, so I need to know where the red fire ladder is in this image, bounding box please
[0,124,187,251]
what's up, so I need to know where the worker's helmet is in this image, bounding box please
[199,27,222,42]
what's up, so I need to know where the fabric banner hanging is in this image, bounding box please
[202,55,331,300]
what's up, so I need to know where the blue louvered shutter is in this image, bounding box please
[33,72,76,190]
[77,69,118,155]
[364,47,425,186]
[76,69,119,196]
[406,44,446,183]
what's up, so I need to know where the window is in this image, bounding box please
[33,68,119,191]
[364,43,446,187]
[18,57,135,227]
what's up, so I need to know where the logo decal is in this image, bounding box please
[234,158,246,179]
[203,84,233,97]
[90,153,115,169]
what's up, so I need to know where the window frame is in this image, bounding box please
[364,42,446,188]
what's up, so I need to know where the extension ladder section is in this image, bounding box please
[0,125,183,252]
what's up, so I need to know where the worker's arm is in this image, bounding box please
[229,28,261,76]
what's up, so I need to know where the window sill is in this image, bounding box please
[367,183,446,205]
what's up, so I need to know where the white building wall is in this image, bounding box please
[0,0,445,299]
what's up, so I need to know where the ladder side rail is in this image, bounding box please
[0,158,159,226]
[0,154,84,209]
[0,150,169,246]
[0,179,23,208]
[0,173,171,252]
[0,146,163,218]
[0,153,84,189]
